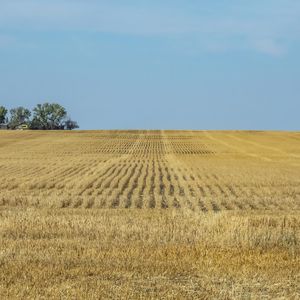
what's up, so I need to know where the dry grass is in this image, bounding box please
[0,130,299,299]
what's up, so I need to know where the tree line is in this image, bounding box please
[0,103,79,130]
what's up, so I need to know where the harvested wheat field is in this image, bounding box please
[0,130,299,299]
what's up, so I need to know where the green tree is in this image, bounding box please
[64,118,79,130]
[31,103,67,130]
[0,106,8,124]
[9,107,31,129]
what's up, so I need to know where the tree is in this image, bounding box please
[31,103,67,130]
[64,118,79,130]
[9,107,31,129]
[0,106,8,124]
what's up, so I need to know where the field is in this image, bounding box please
[0,130,299,299]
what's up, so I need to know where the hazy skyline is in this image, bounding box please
[1,0,299,130]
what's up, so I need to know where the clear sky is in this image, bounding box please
[1,0,299,130]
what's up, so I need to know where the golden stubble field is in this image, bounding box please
[0,130,299,299]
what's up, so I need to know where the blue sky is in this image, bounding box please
[0,0,299,130]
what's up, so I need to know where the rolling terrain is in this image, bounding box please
[0,130,299,299]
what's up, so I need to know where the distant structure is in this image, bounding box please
[0,123,29,130]
[16,124,29,130]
